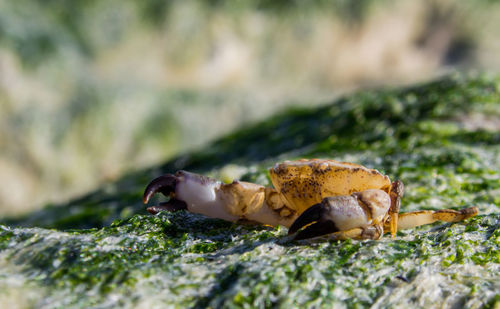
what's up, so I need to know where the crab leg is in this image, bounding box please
[389,180,404,238]
[143,171,297,227]
[383,206,478,231]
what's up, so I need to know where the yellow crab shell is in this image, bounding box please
[269,159,392,215]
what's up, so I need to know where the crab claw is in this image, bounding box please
[288,203,338,240]
[143,174,178,204]
[288,190,391,240]
[143,173,188,214]
[143,170,299,227]
[146,200,188,215]
[143,170,246,221]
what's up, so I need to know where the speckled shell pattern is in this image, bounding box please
[269,159,392,215]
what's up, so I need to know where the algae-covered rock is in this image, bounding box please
[1,74,499,308]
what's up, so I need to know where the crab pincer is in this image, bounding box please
[143,170,230,219]
[288,190,391,240]
[143,173,187,214]
[287,203,337,240]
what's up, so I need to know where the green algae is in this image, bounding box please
[1,213,497,308]
[1,74,499,308]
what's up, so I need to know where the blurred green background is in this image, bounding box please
[1,0,499,216]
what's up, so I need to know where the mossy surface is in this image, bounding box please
[1,74,499,308]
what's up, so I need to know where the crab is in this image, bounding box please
[143,159,478,240]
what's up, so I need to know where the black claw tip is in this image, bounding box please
[146,199,188,215]
[147,207,160,215]
[288,202,339,240]
[143,174,178,204]
[288,203,325,235]
[294,221,338,240]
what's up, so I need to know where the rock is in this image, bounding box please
[1,74,499,308]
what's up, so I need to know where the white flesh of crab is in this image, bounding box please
[175,175,238,222]
[175,172,294,227]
